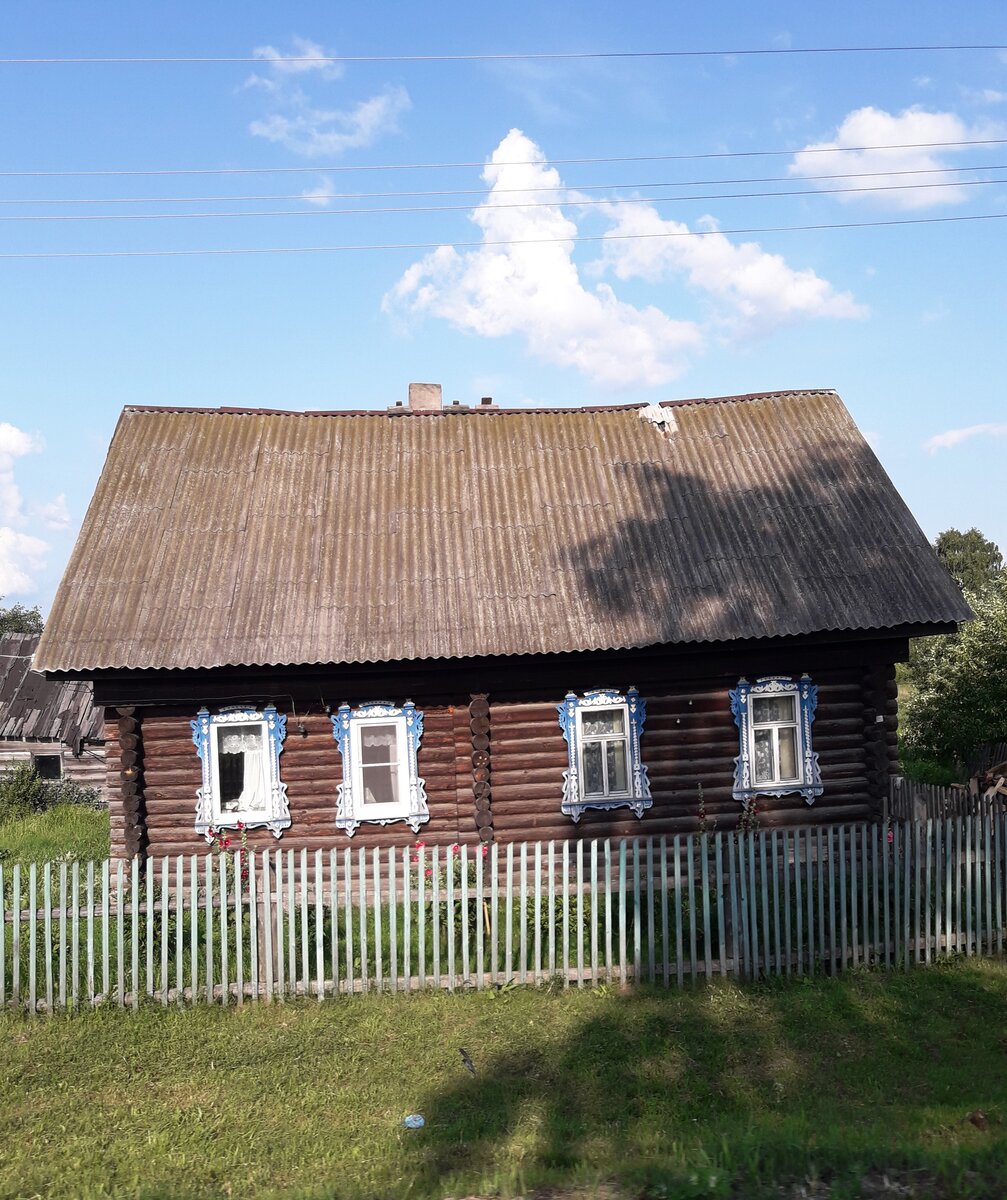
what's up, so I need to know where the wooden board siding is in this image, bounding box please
[0,739,106,799]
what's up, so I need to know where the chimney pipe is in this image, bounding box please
[408,382,442,412]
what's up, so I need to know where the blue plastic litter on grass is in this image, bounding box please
[403,1114,425,1129]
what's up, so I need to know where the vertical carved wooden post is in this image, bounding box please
[470,694,493,844]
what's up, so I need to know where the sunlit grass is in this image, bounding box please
[1,958,1005,1198]
[0,804,109,867]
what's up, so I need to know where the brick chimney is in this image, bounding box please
[407,382,442,412]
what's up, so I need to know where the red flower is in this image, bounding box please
[887,829,894,844]
[236,821,245,831]
[450,843,460,854]
[425,867,433,877]
[223,838,231,849]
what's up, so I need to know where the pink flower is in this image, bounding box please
[480,845,489,858]
[414,840,426,849]
[450,843,460,854]
[425,867,433,877]
[887,830,894,844]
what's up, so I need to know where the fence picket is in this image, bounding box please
[177,856,185,1003]
[115,861,123,1008]
[86,861,94,1005]
[576,841,585,988]
[3,803,1006,1019]
[474,843,483,988]
[389,847,398,995]
[59,862,67,1010]
[205,854,214,1004]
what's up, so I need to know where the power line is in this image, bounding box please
[2,211,1003,259]
[3,176,1004,223]
[0,45,1004,64]
[2,139,1004,178]
[3,162,1003,206]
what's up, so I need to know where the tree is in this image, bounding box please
[901,569,1007,766]
[0,597,43,636]
[934,527,1004,595]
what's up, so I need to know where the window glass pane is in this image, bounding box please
[32,755,61,780]
[217,723,267,811]
[361,723,399,766]
[361,762,399,806]
[583,740,605,795]
[778,727,798,781]
[581,707,625,737]
[752,695,796,725]
[753,728,775,784]
[606,740,629,793]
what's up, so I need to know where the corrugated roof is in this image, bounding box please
[1,634,104,741]
[34,390,970,672]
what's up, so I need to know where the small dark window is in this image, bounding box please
[32,755,62,780]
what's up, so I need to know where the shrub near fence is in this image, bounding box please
[2,785,1006,1015]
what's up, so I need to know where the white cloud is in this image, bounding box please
[251,36,344,80]
[961,87,1007,106]
[789,106,994,210]
[384,129,865,386]
[35,493,70,531]
[0,422,42,525]
[0,422,47,593]
[0,529,47,594]
[924,423,1007,453]
[383,130,702,388]
[250,86,410,158]
[594,208,866,335]
[300,177,338,206]
[913,76,933,89]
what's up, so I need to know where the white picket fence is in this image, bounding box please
[3,793,1006,1015]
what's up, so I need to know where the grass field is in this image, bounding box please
[0,803,109,867]
[1,958,1006,1199]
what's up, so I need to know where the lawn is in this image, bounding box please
[0,803,109,867]
[2,959,1006,1199]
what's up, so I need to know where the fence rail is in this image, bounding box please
[2,793,1006,1015]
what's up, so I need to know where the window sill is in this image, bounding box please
[561,795,653,823]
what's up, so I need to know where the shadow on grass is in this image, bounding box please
[407,965,1007,1197]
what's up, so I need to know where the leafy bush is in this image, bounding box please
[897,745,962,787]
[901,570,1007,766]
[0,763,100,821]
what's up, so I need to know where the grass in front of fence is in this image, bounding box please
[0,803,108,867]
[2,958,1006,1200]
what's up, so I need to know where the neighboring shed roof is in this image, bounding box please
[34,389,969,673]
[1,634,104,742]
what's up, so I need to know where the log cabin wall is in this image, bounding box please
[99,634,906,863]
[132,705,464,861]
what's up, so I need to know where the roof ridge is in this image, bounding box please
[120,389,839,419]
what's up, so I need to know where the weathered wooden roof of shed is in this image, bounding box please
[0,634,104,741]
[34,390,969,672]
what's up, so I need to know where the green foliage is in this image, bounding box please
[0,763,100,821]
[0,596,43,635]
[902,571,1007,765]
[897,745,963,787]
[2,962,1007,1198]
[934,527,1004,594]
[0,804,109,868]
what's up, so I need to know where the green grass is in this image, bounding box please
[0,803,109,867]
[2,960,1007,1199]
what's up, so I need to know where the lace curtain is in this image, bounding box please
[219,728,267,811]
[362,728,397,748]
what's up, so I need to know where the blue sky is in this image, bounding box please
[1,1,1005,610]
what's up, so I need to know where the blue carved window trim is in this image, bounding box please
[557,687,652,823]
[330,700,429,837]
[191,705,290,840]
[730,675,823,805]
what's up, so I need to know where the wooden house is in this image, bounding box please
[33,386,969,864]
[0,632,105,797]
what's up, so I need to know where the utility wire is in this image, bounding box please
[3,162,1003,206]
[2,139,1004,177]
[3,176,1004,222]
[1,45,1004,64]
[2,211,1003,259]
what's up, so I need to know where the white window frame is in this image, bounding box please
[730,675,823,805]
[558,688,652,822]
[331,701,429,837]
[191,706,291,840]
[575,701,632,801]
